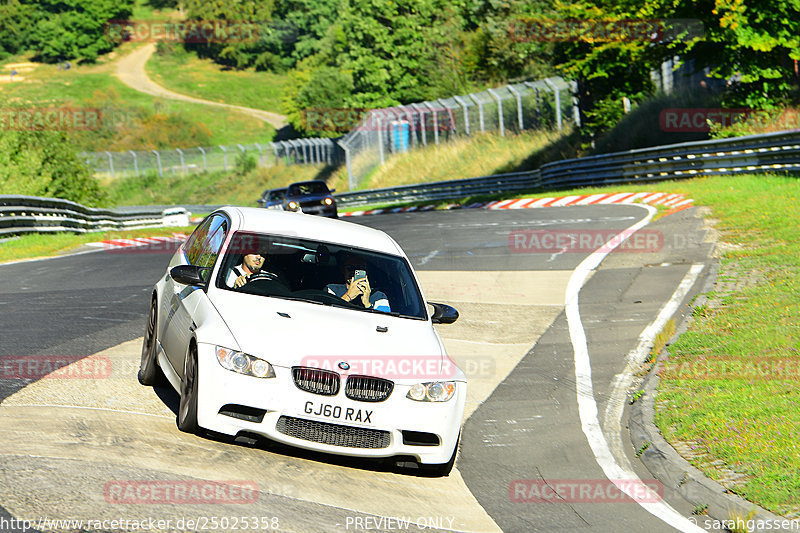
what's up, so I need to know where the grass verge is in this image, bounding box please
[652,174,800,518]
[146,47,286,116]
[103,163,325,207]
[0,48,273,149]
[327,128,578,193]
[0,226,196,265]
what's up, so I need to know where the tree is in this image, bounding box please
[0,131,105,206]
[25,0,135,63]
[545,0,676,139]
[183,0,275,69]
[0,1,35,60]
[667,0,800,108]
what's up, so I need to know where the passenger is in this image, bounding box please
[325,253,391,312]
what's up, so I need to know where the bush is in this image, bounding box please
[0,131,106,206]
[591,90,722,155]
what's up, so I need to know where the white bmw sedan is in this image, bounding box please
[139,206,465,475]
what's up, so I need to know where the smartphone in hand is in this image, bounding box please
[353,269,367,282]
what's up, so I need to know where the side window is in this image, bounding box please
[196,215,228,268]
[184,217,212,265]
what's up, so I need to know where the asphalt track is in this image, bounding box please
[0,205,714,532]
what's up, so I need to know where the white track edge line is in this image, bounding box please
[565,204,705,532]
[603,264,705,479]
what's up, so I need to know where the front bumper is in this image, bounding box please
[195,344,465,465]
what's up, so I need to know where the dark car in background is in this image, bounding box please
[283,180,337,218]
[258,188,287,210]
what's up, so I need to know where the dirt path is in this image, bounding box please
[115,43,287,129]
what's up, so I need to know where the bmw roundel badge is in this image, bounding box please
[338,361,350,370]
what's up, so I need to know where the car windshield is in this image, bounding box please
[288,182,329,196]
[216,231,427,320]
[267,190,285,201]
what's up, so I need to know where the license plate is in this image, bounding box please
[302,401,374,424]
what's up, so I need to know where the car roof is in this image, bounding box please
[218,206,404,256]
[287,180,329,190]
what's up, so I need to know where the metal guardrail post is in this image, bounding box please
[254,143,264,166]
[129,150,139,178]
[544,78,562,131]
[487,89,504,137]
[570,80,581,127]
[424,102,439,145]
[237,144,246,167]
[152,150,163,177]
[507,85,523,131]
[469,93,485,133]
[219,145,228,171]
[436,99,451,136]
[340,141,355,189]
[523,83,542,127]
[377,115,385,165]
[105,151,115,179]
[411,104,427,146]
[453,96,470,136]
[399,106,416,147]
[176,148,185,175]
[198,147,207,172]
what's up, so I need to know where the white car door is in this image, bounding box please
[162,214,229,376]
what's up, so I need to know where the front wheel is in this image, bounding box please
[177,347,199,434]
[138,298,163,386]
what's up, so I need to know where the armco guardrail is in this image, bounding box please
[334,170,541,208]
[0,196,190,238]
[335,130,800,208]
[539,130,800,189]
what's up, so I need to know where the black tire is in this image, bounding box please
[138,298,163,386]
[423,432,460,477]
[177,347,199,434]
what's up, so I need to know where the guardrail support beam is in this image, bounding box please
[487,89,504,137]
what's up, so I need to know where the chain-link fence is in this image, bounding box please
[82,77,576,187]
[338,77,578,190]
[82,139,340,179]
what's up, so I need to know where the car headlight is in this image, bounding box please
[215,346,275,378]
[323,197,334,206]
[287,201,299,211]
[406,381,456,402]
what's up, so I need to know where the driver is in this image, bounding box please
[325,253,391,312]
[226,249,266,288]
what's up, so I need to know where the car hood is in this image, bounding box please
[209,290,451,380]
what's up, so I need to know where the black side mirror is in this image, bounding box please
[430,302,459,324]
[170,265,211,288]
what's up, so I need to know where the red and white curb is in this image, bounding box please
[86,234,187,250]
[341,192,694,217]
